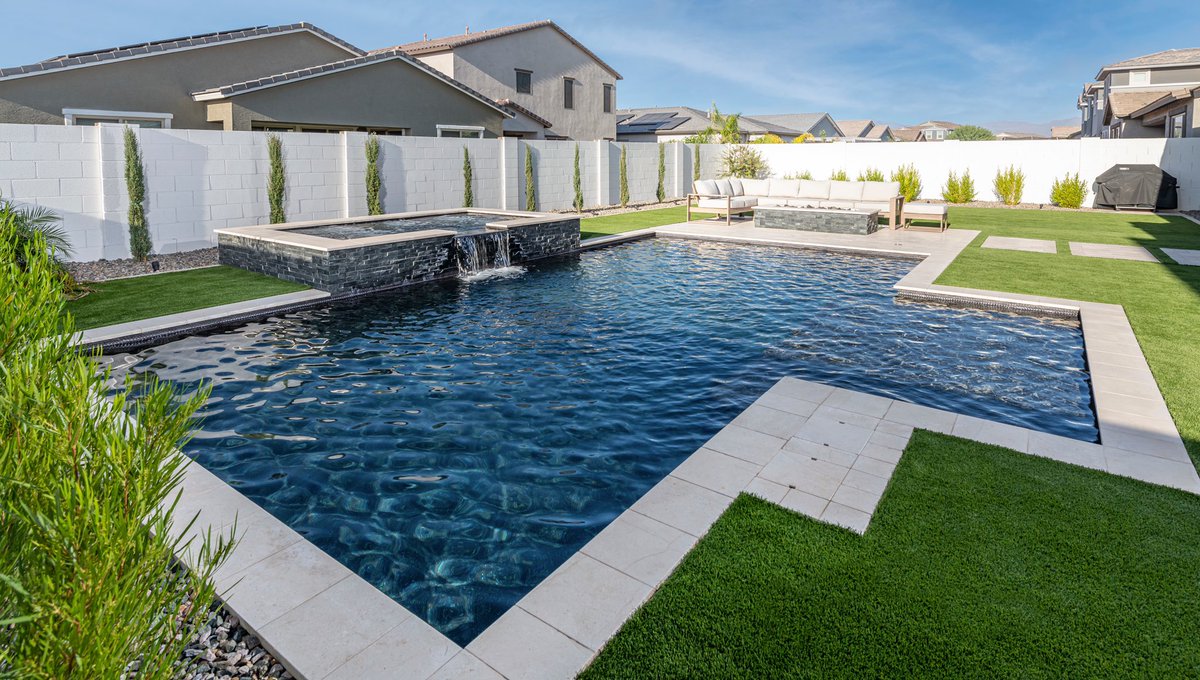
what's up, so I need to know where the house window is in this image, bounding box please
[515,69,532,94]
[1129,70,1151,86]
[602,84,613,113]
[63,108,172,128]
[563,78,575,110]
[1169,111,1186,138]
[437,125,484,139]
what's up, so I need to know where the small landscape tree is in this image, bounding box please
[462,146,474,208]
[572,143,584,212]
[619,145,629,207]
[656,143,666,202]
[267,134,286,223]
[365,135,382,215]
[721,145,769,179]
[123,127,151,261]
[524,145,536,211]
[947,125,996,141]
[693,144,701,182]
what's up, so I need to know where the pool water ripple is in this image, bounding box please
[116,239,1095,643]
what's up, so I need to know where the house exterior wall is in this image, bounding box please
[417,26,618,141]
[0,32,355,129]
[809,116,842,139]
[220,60,506,136]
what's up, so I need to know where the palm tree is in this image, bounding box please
[709,105,743,144]
[1,192,75,290]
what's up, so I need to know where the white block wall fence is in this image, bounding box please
[0,122,1196,263]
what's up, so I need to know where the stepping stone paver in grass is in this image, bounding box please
[981,236,1056,254]
[1161,248,1200,266]
[1068,242,1158,262]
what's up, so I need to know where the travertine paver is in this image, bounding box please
[982,236,1057,253]
[1162,248,1200,266]
[1068,242,1159,262]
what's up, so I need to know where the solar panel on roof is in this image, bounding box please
[632,113,675,124]
[657,117,686,131]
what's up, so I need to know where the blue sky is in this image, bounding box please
[3,0,1198,129]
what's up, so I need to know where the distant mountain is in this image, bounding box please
[982,118,1077,136]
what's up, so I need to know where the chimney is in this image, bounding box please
[423,32,428,41]
[465,25,470,34]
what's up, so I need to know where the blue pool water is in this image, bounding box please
[118,239,1094,643]
[293,213,514,239]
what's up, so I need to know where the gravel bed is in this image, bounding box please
[1183,210,1200,222]
[550,199,687,219]
[67,248,219,283]
[177,608,291,680]
[917,199,1109,212]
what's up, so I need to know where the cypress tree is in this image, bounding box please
[572,143,583,212]
[618,145,629,207]
[267,135,286,224]
[693,144,700,182]
[365,135,382,215]
[123,127,152,260]
[656,143,666,202]
[524,145,536,211]
[462,146,474,208]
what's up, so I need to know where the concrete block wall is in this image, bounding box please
[0,121,1196,263]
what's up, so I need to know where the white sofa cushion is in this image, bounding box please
[904,202,947,215]
[697,196,757,209]
[757,196,790,207]
[695,179,719,195]
[740,178,769,196]
[728,178,745,195]
[829,181,865,200]
[714,179,734,195]
[854,201,890,212]
[862,181,901,201]
[818,199,859,210]
[769,179,801,197]
[797,180,831,200]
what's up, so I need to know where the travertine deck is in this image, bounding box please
[94,218,1198,679]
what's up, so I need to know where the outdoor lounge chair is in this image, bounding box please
[687,179,757,225]
[900,202,948,231]
[688,178,905,227]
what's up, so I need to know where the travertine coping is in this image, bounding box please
[114,220,1197,679]
[214,208,558,253]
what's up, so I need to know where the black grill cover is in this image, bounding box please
[1092,164,1178,210]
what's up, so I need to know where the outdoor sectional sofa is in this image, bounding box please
[688,178,904,227]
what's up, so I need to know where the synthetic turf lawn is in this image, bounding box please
[581,431,1200,678]
[66,265,307,330]
[936,207,1200,466]
[580,206,713,240]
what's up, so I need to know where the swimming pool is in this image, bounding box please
[117,239,1094,643]
[291,213,516,240]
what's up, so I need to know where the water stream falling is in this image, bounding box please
[454,231,523,280]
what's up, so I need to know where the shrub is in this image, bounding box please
[462,146,474,208]
[693,145,700,182]
[947,125,996,141]
[993,165,1025,205]
[856,168,886,182]
[267,134,286,223]
[720,145,769,179]
[783,171,813,180]
[0,192,75,293]
[941,170,977,203]
[1050,173,1088,209]
[656,143,666,202]
[572,143,584,212]
[365,135,382,215]
[750,133,783,144]
[123,127,151,261]
[619,145,629,207]
[829,169,849,181]
[524,146,536,211]
[0,218,233,679]
[791,133,815,144]
[891,164,922,202]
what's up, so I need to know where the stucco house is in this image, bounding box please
[615,107,842,143]
[0,23,511,136]
[390,20,623,141]
[1077,48,1200,139]
[835,119,894,142]
[892,121,962,142]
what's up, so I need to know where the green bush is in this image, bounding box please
[524,146,536,211]
[123,128,151,261]
[941,170,977,203]
[783,171,813,180]
[462,146,474,208]
[829,169,849,181]
[791,133,815,144]
[750,133,783,144]
[891,164,922,202]
[266,134,286,223]
[572,143,584,212]
[720,145,769,179]
[947,125,996,141]
[0,192,75,293]
[0,215,233,678]
[693,145,700,182]
[993,165,1025,205]
[365,135,382,215]
[656,144,666,202]
[1050,173,1088,209]
[856,168,885,182]
[618,145,629,207]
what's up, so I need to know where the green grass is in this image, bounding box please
[580,206,712,240]
[938,207,1200,465]
[583,431,1200,678]
[67,266,307,330]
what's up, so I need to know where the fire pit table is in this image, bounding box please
[752,205,880,235]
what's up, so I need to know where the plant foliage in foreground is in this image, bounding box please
[0,214,232,678]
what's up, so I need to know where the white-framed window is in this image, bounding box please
[1129,70,1151,86]
[63,108,173,128]
[436,125,484,139]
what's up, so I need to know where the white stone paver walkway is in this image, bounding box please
[1068,242,1158,262]
[982,236,1057,253]
[1162,248,1200,266]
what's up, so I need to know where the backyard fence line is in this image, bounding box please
[0,122,1196,262]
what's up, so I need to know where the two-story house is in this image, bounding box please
[1078,48,1200,139]
[390,21,623,141]
[892,121,962,142]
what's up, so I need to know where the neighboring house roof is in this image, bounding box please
[384,20,623,80]
[836,119,874,138]
[891,128,923,142]
[1097,48,1200,76]
[751,113,843,137]
[190,49,513,117]
[1051,125,1081,139]
[1127,89,1195,118]
[496,98,552,128]
[914,120,961,130]
[864,124,892,141]
[1106,89,1177,121]
[995,132,1046,140]
[0,23,363,81]
[614,107,828,138]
